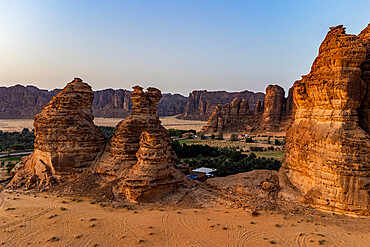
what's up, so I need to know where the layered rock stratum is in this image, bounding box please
[201,84,295,133]
[9,78,106,187]
[95,86,184,202]
[280,25,370,216]
[178,90,265,121]
[8,81,184,202]
[0,85,187,118]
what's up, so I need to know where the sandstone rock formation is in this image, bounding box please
[0,85,60,119]
[0,85,187,119]
[9,78,106,187]
[259,85,286,131]
[95,86,184,202]
[201,85,296,133]
[358,24,370,134]
[179,90,265,121]
[281,25,370,216]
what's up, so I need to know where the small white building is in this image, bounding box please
[191,167,217,177]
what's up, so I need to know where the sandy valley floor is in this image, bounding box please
[0,116,207,132]
[0,191,369,247]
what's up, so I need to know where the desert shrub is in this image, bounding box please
[245,137,253,143]
[230,134,238,141]
[6,162,16,174]
[216,132,224,140]
[274,139,281,145]
[250,146,265,152]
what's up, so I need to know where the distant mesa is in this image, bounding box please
[280,24,370,216]
[201,84,296,134]
[178,89,265,121]
[0,85,264,121]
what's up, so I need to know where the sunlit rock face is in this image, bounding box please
[281,25,370,216]
[201,85,296,134]
[95,86,184,202]
[25,78,106,176]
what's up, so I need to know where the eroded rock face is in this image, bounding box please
[201,85,295,133]
[260,85,286,131]
[281,25,370,215]
[179,90,265,121]
[7,78,106,188]
[95,86,184,202]
[27,78,106,176]
[358,24,370,134]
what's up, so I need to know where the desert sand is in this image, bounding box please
[0,116,207,132]
[0,191,369,247]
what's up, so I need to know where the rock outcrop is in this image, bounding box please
[280,25,370,216]
[0,85,187,119]
[9,78,106,187]
[0,85,60,119]
[358,24,370,134]
[201,85,296,133]
[259,85,286,131]
[179,90,265,121]
[95,86,184,202]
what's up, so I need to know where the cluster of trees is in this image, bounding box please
[0,126,116,152]
[173,141,281,176]
[167,129,196,138]
[98,126,115,139]
[0,161,16,174]
[0,128,35,152]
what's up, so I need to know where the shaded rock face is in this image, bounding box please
[0,86,187,119]
[281,25,370,215]
[95,86,184,202]
[358,24,370,134]
[260,85,286,131]
[92,89,132,118]
[0,85,60,119]
[158,93,188,116]
[179,90,265,121]
[201,85,296,133]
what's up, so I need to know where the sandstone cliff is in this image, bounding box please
[358,24,370,134]
[179,90,265,121]
[201,84,295,133]
[9,78,106,187]
[95,86,184,202]
[280,25,370,216]
[0,85,187,118]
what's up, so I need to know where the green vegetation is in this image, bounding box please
[0,128,35,151]
[245,137,253,143]
[98,126,115,139]
[173,141,281,176]
[230,134,238,141]
[177,139,205,145]
[255,151,285,160]
[167,128,196,138]
[216,132,224,140]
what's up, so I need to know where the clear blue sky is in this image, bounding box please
[0,1,369,95]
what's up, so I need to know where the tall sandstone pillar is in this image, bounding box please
[281,25,370,216]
